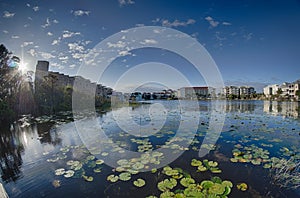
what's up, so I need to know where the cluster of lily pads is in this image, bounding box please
[106,151,164,187]
[146,165,234,198]
[230,144,272,168]
[54,154,105,182]
[191,159,222,173]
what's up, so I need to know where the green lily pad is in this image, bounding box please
[107,174,119,182]
[180,178,195,187]
[95,159,104,165]
[86,155,95,161]
[222,181,233,188]
[119,172,131,181]
[83,175,93,182]
[237,183,248,191]
[263,163,272,169]
[197,165,207,172]
[133,178,146,187]
[158,178,177,192]
[208,161,218,167]
[93,168,101,173]
[160,191,175,198]
[132,162,144,170]
[184,184,204,197]
[55,168,65,176]
[151,168,157,173]
[210,168,222,173]
[191,159,202,166]
[165,169,179,176]
[200,180,214,189]
[208,183,225,195]
[64,170,75,178]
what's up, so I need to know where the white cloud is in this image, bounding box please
[22,41,34,47]
[118,50,131,56]
[26,3,30,7]
[72,10,91,16]
[11,35,20,39]
[27,49,37,57]
[41,17,51,28]
[140,39,158,45]
[41,18,59,28]
[52,39,59,45]
[58,56,68,61]
[62,30,81,38]
[160,19,196,27]
[3,30,8,34]
[243,33,253,41]
[107,41,126,48]
[119,0,135,6]
[3,11,15,18]
[205,16,219,28]
[33,6,39,12]
[222,22,231,26]
[39,52,55,59]
[47,32,53,36]
[68,43,85,52]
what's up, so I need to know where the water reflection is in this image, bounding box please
[263,101,299,118]
[0,121,62,183]
[0,126,24,182]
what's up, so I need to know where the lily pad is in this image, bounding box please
[133,178,146,187]
[86,155,95,161]
[160,191,175,198]
[158,178,177,192]
[237,183,248,191]
[93,168,102,173]
[191,159,202,166]
[208,161,218,167]
[107,175,119,182]
[83,175,93,182]
[119,172,131,181]
[95,159,104,165]
[64,170,75,178]
[180,178,195,187]
[208,183,225,195]
[55,168,65,176]
[197,165,207,172]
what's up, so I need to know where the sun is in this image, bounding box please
[18,61,28,73]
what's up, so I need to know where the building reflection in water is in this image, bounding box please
[263,101,299,118]
[0,121,62,183]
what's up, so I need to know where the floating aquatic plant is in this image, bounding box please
[83,175,93,182]
[180,178,195,187]
[237,182,248,191]
[190,159,222,173]
[119,172,131,181]
[157,178,177,192]
[55,168,65,176]
[64,170,75,178]
[230,144,271,167]
[107,174,119,182]
[133,178,146,187]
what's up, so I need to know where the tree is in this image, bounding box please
[296,90,300,101]
[0,44,24,122]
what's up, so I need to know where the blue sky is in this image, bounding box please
[1,0,300,92]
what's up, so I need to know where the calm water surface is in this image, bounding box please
[0,100,299,197]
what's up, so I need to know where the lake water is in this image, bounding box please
[0,100,299,197]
